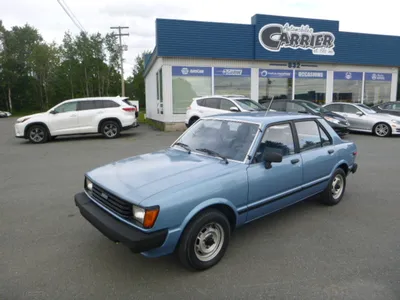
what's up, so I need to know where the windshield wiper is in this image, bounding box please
[174,142,192,153]
[195,148,228,164]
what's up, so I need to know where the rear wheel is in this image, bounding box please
[320,168,346,206]
[27,125,49,144]
[177,209,231,271]
[373,122,391,137]
[101,120,120,139]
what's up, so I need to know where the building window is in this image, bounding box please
[172,66,212,114]
[294,70,327,105]
[214,67,251,97]
[259,69,293,103]
[364,72,392,106]
[156,69,163,114]
[333,71,363,103]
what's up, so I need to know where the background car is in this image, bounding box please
[0,111,11,118]
[75,112,358,271]
[323,102,400,137]
[14,96,138,144]
[185,95,266,127]
[370,101,400,117]
[261,99,350,136]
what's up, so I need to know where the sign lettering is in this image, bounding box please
[259,23,335,56]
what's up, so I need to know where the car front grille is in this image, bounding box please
[90,183,133,219]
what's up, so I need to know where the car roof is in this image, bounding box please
[203,111,320,125]
[325,102,356,105]
[62,96,129,103]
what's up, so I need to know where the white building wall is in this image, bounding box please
[145,57,397,124]
[144,57,163,121]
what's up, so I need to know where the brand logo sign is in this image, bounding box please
[334,71,363,81]
[365,72,392,81]
[295,70,327,79]
[259,23,335,56]
[101,192,108,200]
[259,69,293,78]
[214,67,251,77]
[172,66,211,77]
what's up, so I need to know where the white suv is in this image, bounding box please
[185,95,266,127]
[15,96,138,144]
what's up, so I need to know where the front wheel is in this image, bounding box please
[320,168,347,206]
[373,122,391,137]
[101,120,120,139]
[177,209,231,271]
[27,125,49,144]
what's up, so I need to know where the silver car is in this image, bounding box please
[323,102,400,137]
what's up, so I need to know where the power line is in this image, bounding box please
[57,0,86,33]
[60,0,86,32]
[110,26,129,97]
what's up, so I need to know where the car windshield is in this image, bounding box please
[235,98,266,111]
[356,103,377,113]
[173,119,259,162]
[299,101,329,113]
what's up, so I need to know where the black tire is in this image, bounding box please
[373,122,391,137]
[27,124,49,144]
[100,120,120,139]
[320,168,347,206]
[177,209,231,271]
[188,117,199,127]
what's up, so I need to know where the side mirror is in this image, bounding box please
[356,111,363,116]
[49,110,58,114]
[263,151,283,169]
[230,106,240,112]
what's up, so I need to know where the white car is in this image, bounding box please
[15,96,138,144]
[0,111,11,118]
[185,95,266,127]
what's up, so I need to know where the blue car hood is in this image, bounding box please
[86,148,237,204]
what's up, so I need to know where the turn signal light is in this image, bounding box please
[353,151,357,156]
[143,208,160,228]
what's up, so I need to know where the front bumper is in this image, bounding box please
[14,123,26,138]
[329,122,349,135]
[74,192,167,253]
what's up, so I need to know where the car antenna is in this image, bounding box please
[264,96,275,116]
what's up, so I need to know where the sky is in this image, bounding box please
[1,0,399,77]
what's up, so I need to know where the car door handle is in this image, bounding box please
[70,114,77,117]
[291,158,300,164]
[328,149,335,154]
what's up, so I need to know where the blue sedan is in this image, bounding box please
[74,112,358,271]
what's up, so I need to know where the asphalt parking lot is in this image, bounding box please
[1,117,400,300]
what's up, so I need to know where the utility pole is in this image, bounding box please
[110,26,129,96]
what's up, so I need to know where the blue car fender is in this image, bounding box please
[141,198,239,258]
[179,198,239,232]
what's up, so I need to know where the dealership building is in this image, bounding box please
[143,14,400,130]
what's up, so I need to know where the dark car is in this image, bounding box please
[261,99,350,135]
[370,101,400,117]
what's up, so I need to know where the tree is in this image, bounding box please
[0,20,146,113]
[130,50,152,109]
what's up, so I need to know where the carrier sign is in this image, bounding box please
[259,23,336,56]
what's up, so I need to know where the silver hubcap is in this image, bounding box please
[375,124,389,136]
[331,174,344,200]
[30,128,44,142]
[194,222,224,262]
[104,124,118,137]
